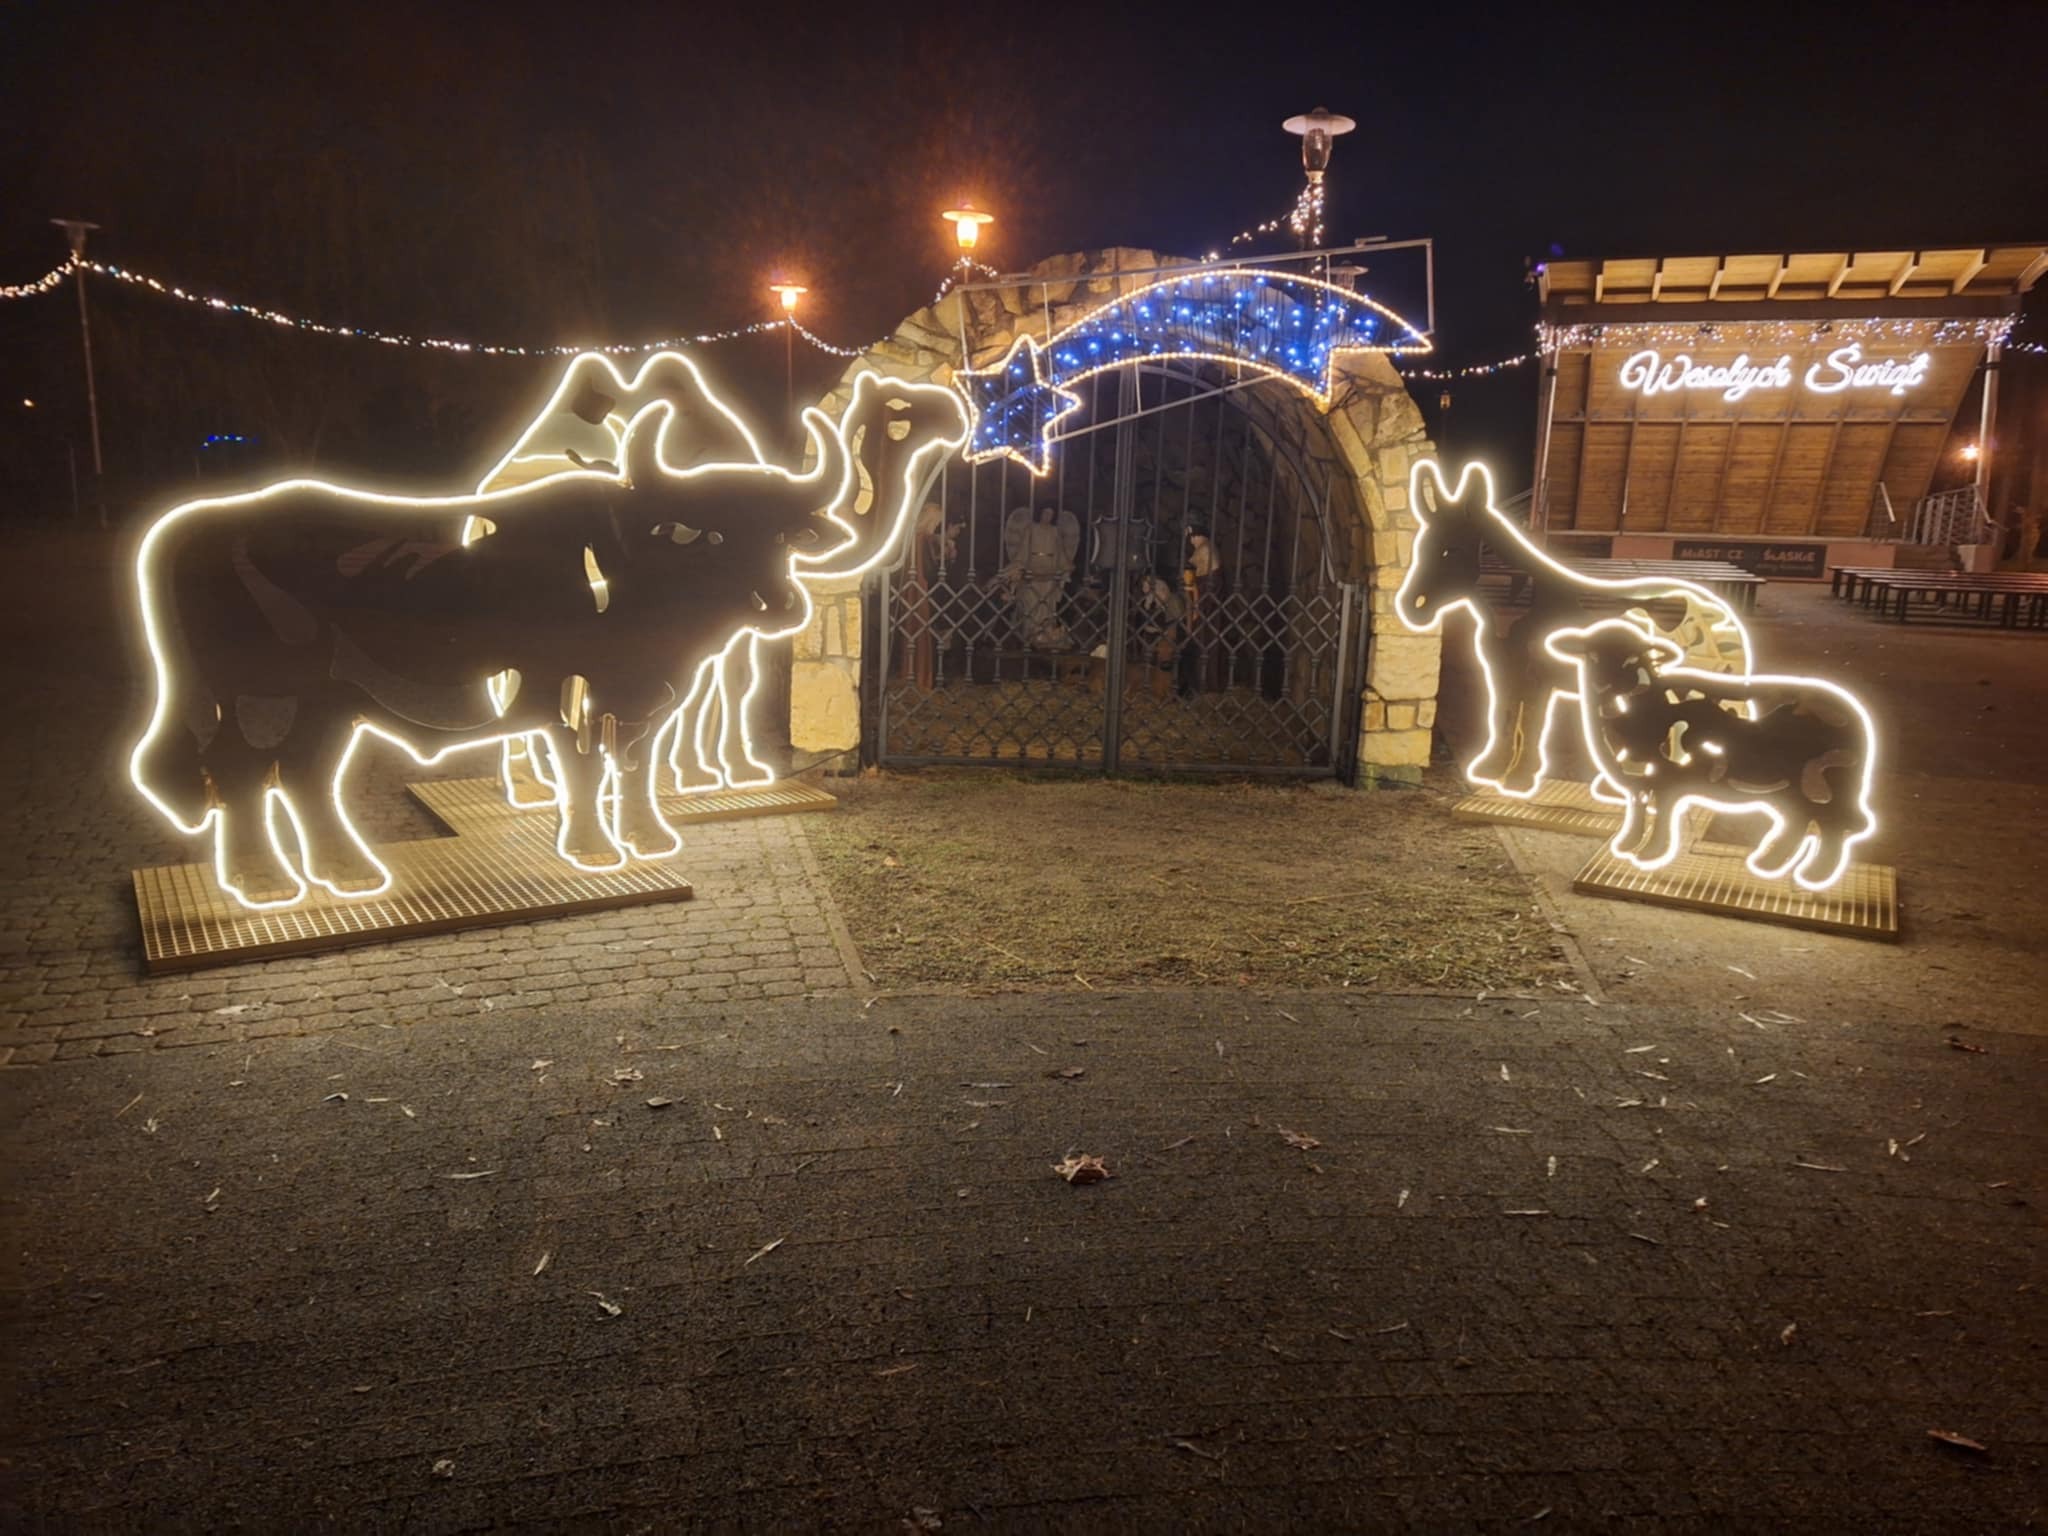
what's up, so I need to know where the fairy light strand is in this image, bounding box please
[1,257,78,299]
[2,251,1015,364]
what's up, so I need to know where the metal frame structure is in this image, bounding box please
[865,242,1436,781]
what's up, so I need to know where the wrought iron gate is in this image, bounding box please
[871,361,1369,776]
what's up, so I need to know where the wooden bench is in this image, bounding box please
[1840,571,2048,627]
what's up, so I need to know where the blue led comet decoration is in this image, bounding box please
[953,269,1431,473]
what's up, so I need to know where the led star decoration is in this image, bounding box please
[955,335,1084,475]
[954,269,1430,474]
[129,364,968,912]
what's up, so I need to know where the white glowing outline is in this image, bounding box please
[1393,459,1755,802]
[130,368,967,910]
[954,268,1432,476]
[471,350,774,804]
[477,357,966,802]
[1543,617,1880,892]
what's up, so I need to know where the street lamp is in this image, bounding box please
[1280,109,1354,250]
[1961,442,1981,462]
[942,202,994,255]
[1282,107,1355,184]
[768,281,808,426]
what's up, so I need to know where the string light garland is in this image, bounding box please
[1,258,77,299]
[2,251,1012,365]
[1202,180,1325,263]
[1398,351,1539,381]
[1542,315,2016,353]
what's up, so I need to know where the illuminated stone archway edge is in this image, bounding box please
[803,247,1443,784]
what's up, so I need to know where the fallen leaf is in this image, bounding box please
[876,1361,919,1377]
[442,1170,498,1180]
[431,1458,455,1479]
[1946,1037,1988,1054]
[646,1097,674,1109]
[323,1092,349,1103]
[1927,1429,1987,1453]
[1048,1067,1086,1081]
[587,1292,622,1317]
[744,1237,786,1266]
[1780,1323,1797,1346]
[533,1251,551,1276]
[1167,1438,1221,1462]
[1278,1128,1321,1151]
[531,1060,553,1071]
[1053,1153,1113,1184]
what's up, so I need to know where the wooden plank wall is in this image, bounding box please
[1542,331,1981,537]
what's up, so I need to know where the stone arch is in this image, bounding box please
[791,248,1441,783]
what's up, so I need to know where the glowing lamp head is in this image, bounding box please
[1282,107,1356,183]
[942,203,994,252]
[1960,442,1981,462]
[769,282,807,315]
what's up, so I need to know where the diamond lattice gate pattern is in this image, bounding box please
[873,364,1368,776]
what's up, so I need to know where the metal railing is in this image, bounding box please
[1908,485,1993,547]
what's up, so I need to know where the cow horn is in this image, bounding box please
[621,403,672,487]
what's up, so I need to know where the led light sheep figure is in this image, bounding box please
[1542,618,1878,891]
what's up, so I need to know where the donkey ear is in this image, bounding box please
[621,405,669,487]
[1411,461,1443,521]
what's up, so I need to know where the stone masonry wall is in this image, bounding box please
[793,248,1440,783]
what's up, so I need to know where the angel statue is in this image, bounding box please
[1001,503,1080,649]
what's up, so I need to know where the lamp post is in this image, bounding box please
[1281,109,1354,250]
[941,202,994,260]
[51,218,104,526]
[768,282,807,427]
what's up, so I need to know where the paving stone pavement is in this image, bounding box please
[2,989,2041,1531]
[0,533,862,1071]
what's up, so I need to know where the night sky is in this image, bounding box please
[4,0,2045,511]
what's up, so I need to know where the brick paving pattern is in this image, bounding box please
[3,991,2041,1530]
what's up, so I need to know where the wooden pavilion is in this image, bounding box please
[1533,246,2046,575]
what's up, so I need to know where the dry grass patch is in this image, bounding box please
[807,771,1572,992]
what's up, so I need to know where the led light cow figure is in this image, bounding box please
[1542,618,1878,891]
[1396,461,1751,798]
[130,369,969,909]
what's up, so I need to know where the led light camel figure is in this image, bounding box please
[477,352,970,804]
[1544,618,1877,890]
[1396,461,1752,799]
[130,367,968,909]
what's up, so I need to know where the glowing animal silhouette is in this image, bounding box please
[1544,618,1877,890]
[1396,461,1751,798]
[130,367,968,908]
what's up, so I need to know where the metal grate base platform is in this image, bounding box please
[1572,841,1899,941]
[135,813,694,974]
[1453,779,1629,837]
[408,776,837,838]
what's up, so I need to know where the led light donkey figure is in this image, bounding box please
[1395,461,1751,798]
[130,367,968,909]
[1543,618,1877,891]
